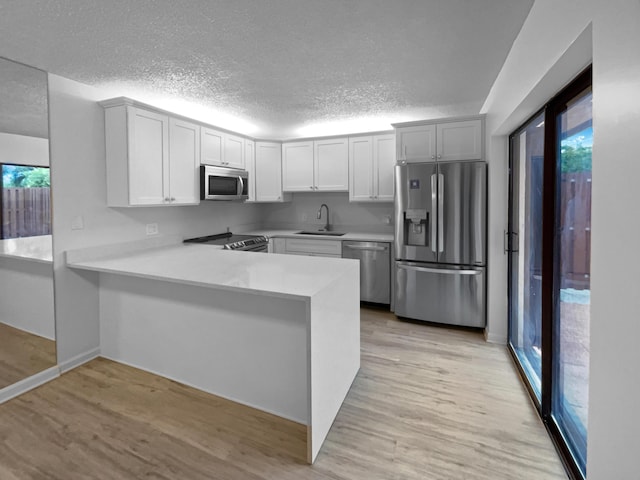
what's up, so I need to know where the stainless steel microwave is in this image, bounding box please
[200,165,248,201]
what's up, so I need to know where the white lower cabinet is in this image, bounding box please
[102,101,199,207]
[282,238,342,258]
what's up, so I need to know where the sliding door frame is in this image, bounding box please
[508,65,592,480]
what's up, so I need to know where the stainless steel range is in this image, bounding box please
[184,232,269,252]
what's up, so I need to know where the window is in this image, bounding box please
[1,164,51,239]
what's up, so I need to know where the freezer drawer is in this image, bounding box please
[342,241,390,304]
[394,261,485,327]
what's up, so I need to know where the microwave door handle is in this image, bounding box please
[237,176,244,198]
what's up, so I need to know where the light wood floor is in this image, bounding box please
[0,322,56,389]
[0,307,567,479]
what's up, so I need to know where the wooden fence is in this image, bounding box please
[2,187,51,238]
[559,172,591,288]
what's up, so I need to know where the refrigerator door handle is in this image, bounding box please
[430,174,437,253]
[397,263,482,275]
[438,173,444,253]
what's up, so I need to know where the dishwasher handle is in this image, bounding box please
[344,244,388,252]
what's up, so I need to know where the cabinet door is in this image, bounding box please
[396,124,436,162]
[244,139,256,201]
[255,142,286,202]
[201,127,224,166]
[436,119,482,161]
[224,133,245,169]
[282,141,314,191]
[314,138,348,191]
[284,238,342,256]
[348,136,374,201]
[168,118,200,205]
[373,134,395,201]
[128,107,168,205]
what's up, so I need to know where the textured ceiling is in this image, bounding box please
[0,58,48,138]
[0,0,533,139]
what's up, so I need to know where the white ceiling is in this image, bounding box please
[0,0,533,139]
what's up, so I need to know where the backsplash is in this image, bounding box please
[259,192,394,233]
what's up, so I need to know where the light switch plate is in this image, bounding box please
[146,223,159,235]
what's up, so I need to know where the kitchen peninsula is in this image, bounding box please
[66,237,360,463]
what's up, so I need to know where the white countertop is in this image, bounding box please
[67,243,359,301]
[246,229,394,243]
[0,235,52,264]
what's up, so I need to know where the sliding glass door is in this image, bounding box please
[508,111,545,402]
[508,66,591,480]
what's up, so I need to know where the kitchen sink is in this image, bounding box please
[295,231,346,236]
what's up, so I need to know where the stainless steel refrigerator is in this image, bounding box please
[394,161,486,327]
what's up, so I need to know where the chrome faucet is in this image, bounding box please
[317,203,330,231]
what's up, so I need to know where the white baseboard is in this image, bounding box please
[484,329,508,345]
[58,347,101,374]
[0,366,60,404]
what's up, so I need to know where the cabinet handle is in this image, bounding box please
[431,155,435,160]
[171,197,176,201]
[437,154,442,159]
[310,186,314,190]
[164,197,170,202]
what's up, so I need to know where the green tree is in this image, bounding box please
[561,144,592,173]
[2,166,50,187]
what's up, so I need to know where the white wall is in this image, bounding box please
[48,74,263,367]
[261,192,394,233]
[0,132,49,167]
[0,257,55,340]
[481,0,640,477]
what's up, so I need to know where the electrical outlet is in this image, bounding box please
[301,213,308,222]
[71,215,84,230]
[146,223,159,236]
[382,215,392,225]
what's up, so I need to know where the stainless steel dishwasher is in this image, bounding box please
[342,241,390,304]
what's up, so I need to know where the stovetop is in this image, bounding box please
[183,232,269,250]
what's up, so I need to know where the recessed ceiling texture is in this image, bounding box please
[0,0,533,139]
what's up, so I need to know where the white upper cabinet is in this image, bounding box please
[102,101,199,207]
[282,141,314,191]
[200,127,224,166]
[127,107,168,206]
[349,134,395,202]
[168,118,200,205]
[244,139,256,202]
[224,133,245,169]
[436,119,483,162]
[314,138,349,191]
[373,134,396,201]
[201,127,245,169]
[396,124,436,162]
[255,141,291,202]
[396,118,483,163]
[282,138,348,192]
[349,136,373,201]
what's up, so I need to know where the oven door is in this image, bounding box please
[200,165,248,201]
